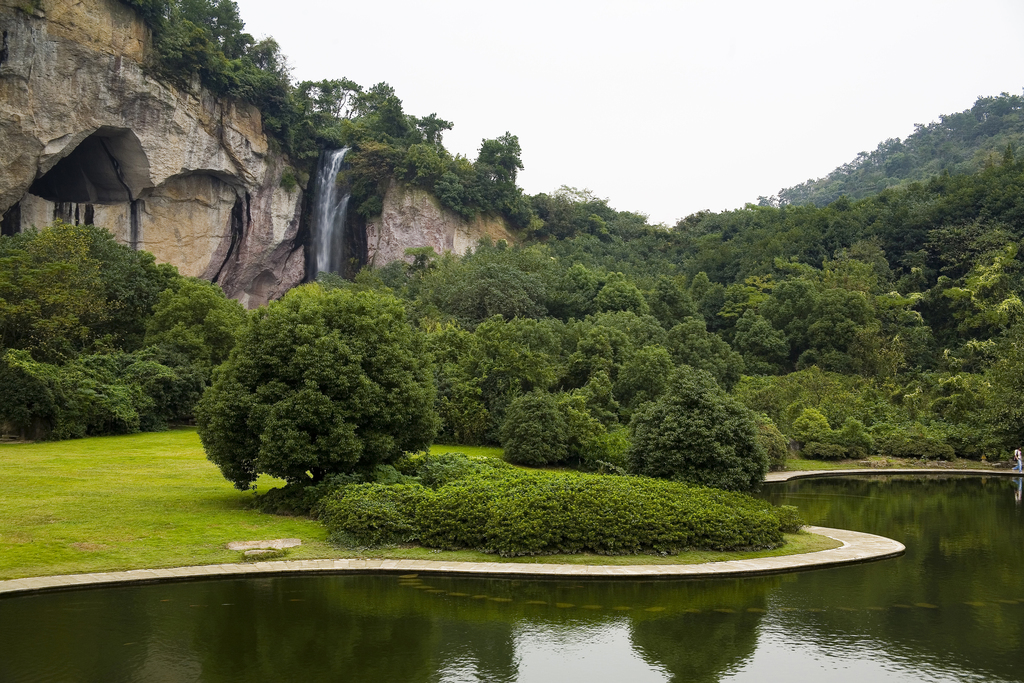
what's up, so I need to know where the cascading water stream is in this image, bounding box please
[311,147,350,278]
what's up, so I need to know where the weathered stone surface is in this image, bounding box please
[366,182,515,266]
[0,0,305,306]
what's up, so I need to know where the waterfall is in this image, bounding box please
[311,147,350,279]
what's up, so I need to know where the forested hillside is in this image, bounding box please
[338,154,1024,463]
[4,0,1024,475]
[766,91,1024,207]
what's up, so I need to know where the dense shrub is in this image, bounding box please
[413,451,510,488]
[876,436,956,460]
[756,418,789,471]
[0,348,202,440]
[800,442,850,461]
[317,463,795,555]
[315,483,423,546]
[500,391,569,465]
[628,366,768,491]
[775,505,804,533]
[792,407,832,445]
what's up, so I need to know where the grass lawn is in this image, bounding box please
[429,444,505,459]
[0,429,839,581]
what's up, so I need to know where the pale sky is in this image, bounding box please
[236,0,1024,226]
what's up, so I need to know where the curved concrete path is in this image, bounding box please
[766,467,1022,482]
[0,525,903,597]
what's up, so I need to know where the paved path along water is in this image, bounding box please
[0,523,904,596]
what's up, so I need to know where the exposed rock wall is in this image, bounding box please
[366,182,515,266]
[0,0,304,307]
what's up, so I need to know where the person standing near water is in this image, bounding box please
[1014,447,1023,472]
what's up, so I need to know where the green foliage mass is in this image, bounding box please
[755,417,789,472]
[196,284,438,489]
[628,367,768,492]
[110,0,1024,470]
[315,459,792,556]
[144,277,247,379]
[353,143,1024,462]
[0,222,217,440]
[499,390,624,470]
[770,91,1024,207]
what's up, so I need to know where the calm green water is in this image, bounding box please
[1,475,1022,682]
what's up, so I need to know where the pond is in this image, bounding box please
[1,475,1022,682]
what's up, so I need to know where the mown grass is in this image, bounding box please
[0,430,839,581]
[429,444,505,459]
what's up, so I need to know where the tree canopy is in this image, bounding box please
[196,284,438,489]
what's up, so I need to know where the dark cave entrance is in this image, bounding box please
[27,127,151,243]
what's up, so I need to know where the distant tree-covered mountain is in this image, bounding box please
[764,91,1024,207]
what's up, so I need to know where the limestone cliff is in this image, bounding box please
[0,0,304,307]
[365,182,516,267]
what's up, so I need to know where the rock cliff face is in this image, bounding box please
[365,182,515,267]
[0,0,305,307]
[0,0,516,305]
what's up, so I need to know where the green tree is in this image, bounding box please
[196,284,437,489]
[144,277,247,378]
[732,310,789,374]
[791,407,832,445]
[0,221,175,362]
[594,272,649,315]
[500,391,569,466]
[628,366,767,491]
[612,344,673,415]
[665,317,744,390]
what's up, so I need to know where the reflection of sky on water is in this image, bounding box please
[432,621,667,683]
[726,623,1012,683]
[510,622,666,683]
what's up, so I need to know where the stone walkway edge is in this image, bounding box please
[0,525,903,597]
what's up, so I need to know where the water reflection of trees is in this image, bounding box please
[629,578,773,683]
[0,574,783,682]
[762,475,1024,682]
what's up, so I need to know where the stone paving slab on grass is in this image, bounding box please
[0,526,904,597]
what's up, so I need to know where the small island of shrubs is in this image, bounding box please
[313,454,802,557]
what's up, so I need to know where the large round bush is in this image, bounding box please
[500,390,569,465]
[196,284,437,489]
[628,366,768,491]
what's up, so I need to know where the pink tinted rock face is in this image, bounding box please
[365,182,515,267]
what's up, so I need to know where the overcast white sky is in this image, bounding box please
[236,0,1024,226]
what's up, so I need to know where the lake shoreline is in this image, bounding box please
[0,525,904,597]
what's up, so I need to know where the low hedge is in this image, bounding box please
[314,483,422,546]
[876,436,956,460]
[315,466,800,556]
[800,442,850,461]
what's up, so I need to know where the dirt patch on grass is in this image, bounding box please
[70,542,110,552]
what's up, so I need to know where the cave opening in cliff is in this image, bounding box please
[29,127,151,205]
[1,202,20,236]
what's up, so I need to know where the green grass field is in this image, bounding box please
[0,429,838,580]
